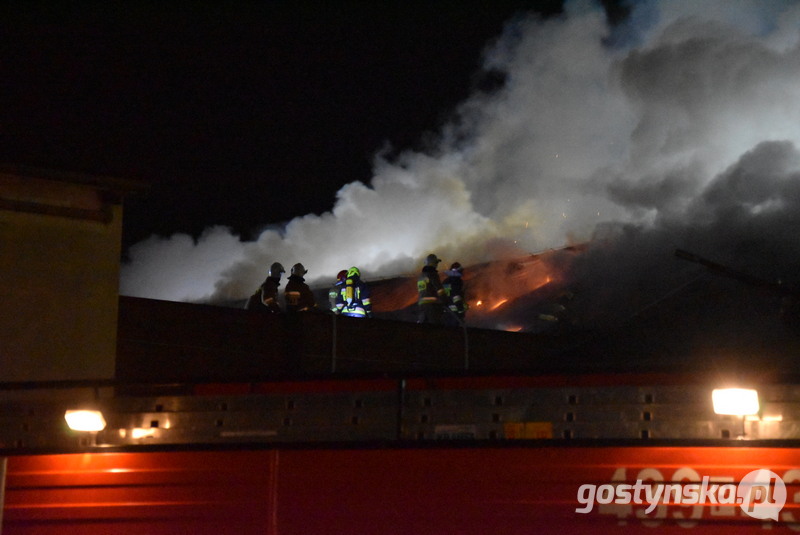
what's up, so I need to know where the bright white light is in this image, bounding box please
[712,388,760,416]
[130,428,156,439]
[64,410,107,432]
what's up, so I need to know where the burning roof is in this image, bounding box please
[361,244,583,332]
[329,240,800,376]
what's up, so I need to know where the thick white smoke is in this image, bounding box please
[120,0,800,303]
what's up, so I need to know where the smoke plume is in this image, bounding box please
[121,0,800,305]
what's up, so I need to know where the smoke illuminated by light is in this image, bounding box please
[120,0,800,305]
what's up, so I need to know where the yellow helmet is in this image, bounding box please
[347,266,360,278]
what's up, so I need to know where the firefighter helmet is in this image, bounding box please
[291,263,307,276]
[425,253,441,266]
[269,262,285,278]
[450,262,463,275]
[347,266,360,278]
[337,269,348,283]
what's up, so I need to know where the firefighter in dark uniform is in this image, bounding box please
[443,261,467,324]
[282,263,316,373]
[284,263,318,313]
[328,270,348,314]
[417,253,447,324]
[336,266,373,318]
[245,262,284,313]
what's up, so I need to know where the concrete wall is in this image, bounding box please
[0,174,124,382]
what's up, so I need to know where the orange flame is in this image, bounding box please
[490,298,508,311]
[530,277,552,292]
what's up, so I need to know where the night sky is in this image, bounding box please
[0,1,586,253]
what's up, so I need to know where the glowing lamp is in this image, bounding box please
[64,409,107,432]
[712,388,759,416]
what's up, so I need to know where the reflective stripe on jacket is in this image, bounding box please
[337,277,372,318]
[329,281,344,313]
[418,266,445,306]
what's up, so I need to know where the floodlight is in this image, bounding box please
[712,388,759,416]
[64,409,107,432]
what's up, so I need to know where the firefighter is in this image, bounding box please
[284,263,318,313]
[245,262,284,313]
[417,253,447,324]
[328,270,348,314]
[443,262,467,324]
[336,266,373,318]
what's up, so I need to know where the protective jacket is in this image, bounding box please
[418,265,446,306]
[245,277,281,313]
[284,275,317,313]
[328,280,345,314]
[417,265,447,324]
[443,272,467,320]
[336,275,372,318]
